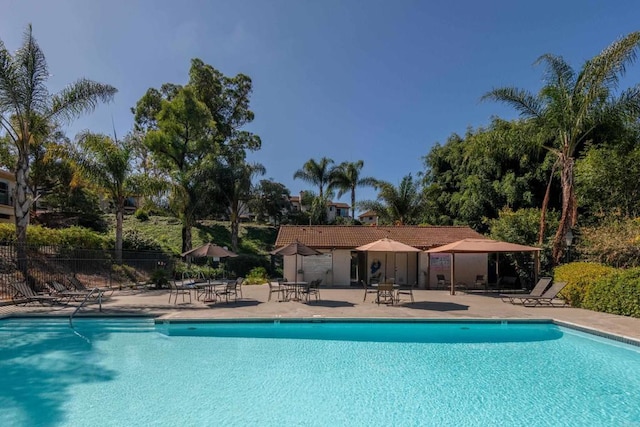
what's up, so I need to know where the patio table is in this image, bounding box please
[282,282,308,301]
[196,280,231,303]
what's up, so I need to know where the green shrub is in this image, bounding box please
[245,266,268,285]
[111,263,138,283]
[582,268,640,318]
[134,209,149,221]
[122,230,162,251]
[150,269,170,288]
[554,262,617,307]
[0,224,109,249]
[226,254,270,278]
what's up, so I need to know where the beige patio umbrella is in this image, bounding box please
[426,238,541,295]
[270,241,321,282]
[356,238,420,283]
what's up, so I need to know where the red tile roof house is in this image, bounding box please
[274,225,486,289]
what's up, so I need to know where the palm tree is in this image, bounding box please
[0,25,116,272]
[328,160,377,222]
[73,132,139,264]
[293,157,334,198]
[482,32,640,264]
[359,174,423,225]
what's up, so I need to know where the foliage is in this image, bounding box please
[582,267,640,318]
[553,262,617,307]
[0,224,109,249]
[245,266,268,285]
[578,218,640,268]
[226,254,271,278]
[150,269,170,288]
[0,24,116,270]
[328,160,376,221]
[249,179,291,225]
[134,209,149,221]
[111,263,138,283]
[576,137,640,219]
[422,119,554,231]
[121,230,162,252]
[293,157,334,198]
[488,207,559,281]
[482,32,640,263]
[359,174,423,225]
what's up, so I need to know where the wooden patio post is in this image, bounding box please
[450,253,456,296]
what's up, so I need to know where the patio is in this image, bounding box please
[2,284,640,343]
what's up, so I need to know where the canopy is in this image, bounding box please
[271,241,321,283]
[270,241,321,257]
[356,238,420,252]
[426,238,541,295]
[181,243,238,258]
[426,238,541,253]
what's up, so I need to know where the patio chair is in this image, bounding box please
[521,282,568,307]
[500,276,552,304]
[67,275,114,297]
[9,281,63,306]
[436,274,450,290]
[376,283,395,305]
[302,279,321,302]
[475,275,487,291]
[235,277,244,299]
[217,280,239,303]
[396,281,417,303]
[268,280,285,302]
[169,279,192,304]
[361,280,378,302]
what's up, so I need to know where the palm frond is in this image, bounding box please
[14,24,49,114]
[481,87,543,119]
[49,78,117,122]
[535,53,576,90]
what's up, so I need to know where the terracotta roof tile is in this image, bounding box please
[275,225,485,250]
[358,210,377,218]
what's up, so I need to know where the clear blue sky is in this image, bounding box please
[2,0,639,211]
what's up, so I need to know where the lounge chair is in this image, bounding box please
[396,281,416,303]
[67,275,113,297]
[9,281,64,305]
[361,280,378,302]
[235,277,244,299]
[521,282,568,307]
[50,280,94,301]
[500,277,552,304]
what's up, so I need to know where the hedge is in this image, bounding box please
[554,262,617,308]
[582,268,640,318]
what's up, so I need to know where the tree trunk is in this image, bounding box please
[14,149,31,276]
[230,201,239,253]
[115,200,124,264]
[181,217,193,254]
[552,155,575,264]
[538,160,558,245]
[351,188,356,223]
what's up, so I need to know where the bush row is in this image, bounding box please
[554,262,640,318]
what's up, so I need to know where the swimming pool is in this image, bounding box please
[1,318,639,426]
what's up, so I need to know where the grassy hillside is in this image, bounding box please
[106,215,278,256]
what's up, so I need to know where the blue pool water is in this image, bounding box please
[1,318,639,426]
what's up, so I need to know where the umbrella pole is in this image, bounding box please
[450,253,456,295]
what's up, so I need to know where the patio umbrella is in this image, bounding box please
[270,241,321,282]
[356,238,420,283]
[181,243,238,258]
[426,238,541,295]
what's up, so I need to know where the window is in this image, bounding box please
[0,182,9,206]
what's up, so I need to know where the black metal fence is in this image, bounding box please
[0,244,174,301]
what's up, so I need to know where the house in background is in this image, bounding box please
[288,192,351,221]
[0,170,15,224]
[358,210,379,225]
[274,225,486,288]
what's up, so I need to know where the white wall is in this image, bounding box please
[282,249,352,287]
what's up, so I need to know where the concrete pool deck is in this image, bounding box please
[2,284,640,343]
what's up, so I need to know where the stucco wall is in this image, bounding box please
[427,253,487,289]
[282,249,353,287]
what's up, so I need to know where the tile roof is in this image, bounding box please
[275,225,485,250]
[329,202,350,208]
[358,210,377,218]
